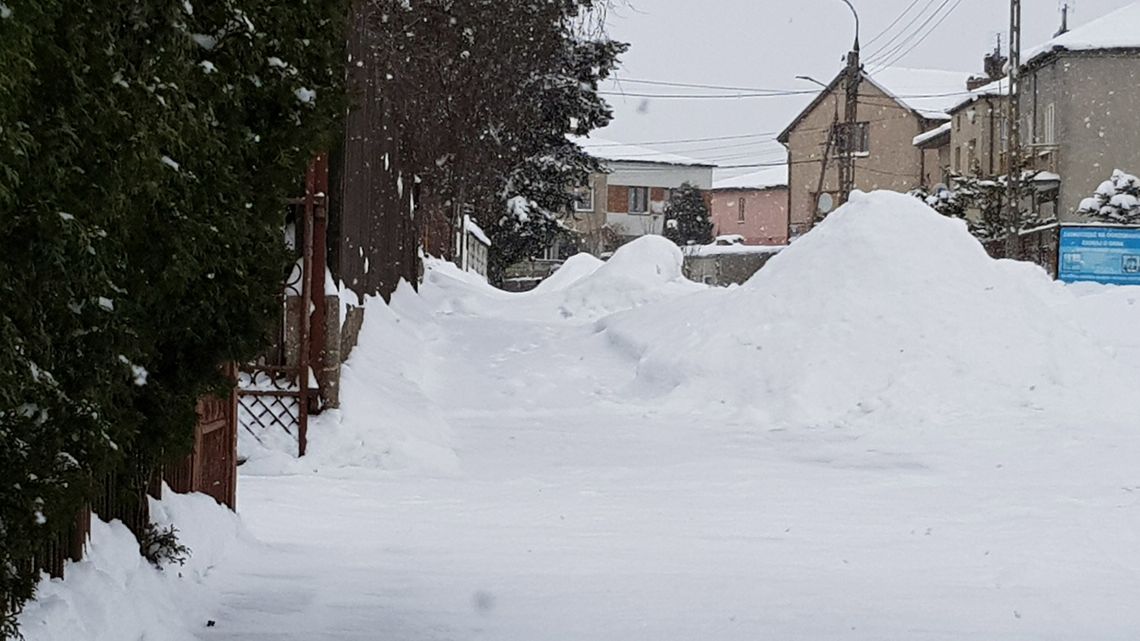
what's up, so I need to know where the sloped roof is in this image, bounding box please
[712,166,788,190]
[778,66,973,143]
[947,76,1010,114]
[1026,1,1140,66]
[913,122,951,148]
[572,135,717,167]
[866,67,977,120]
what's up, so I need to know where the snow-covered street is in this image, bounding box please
[22,193,1140,641]
[197,193,1140,640]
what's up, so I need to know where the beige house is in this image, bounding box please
[944,78,1011,180]
[1018,2,1140,220]
[778,66,973,237]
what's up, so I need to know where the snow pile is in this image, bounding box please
[421,236,703,323]
[601,190,1134,427]
[532,252,604,293]
[240,285,459,477]
[19,490,247,641]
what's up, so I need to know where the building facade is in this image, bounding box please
[778,67,974,237]
[1020,3,1140,220]
[707,167,789,245]
[563,137,715,256]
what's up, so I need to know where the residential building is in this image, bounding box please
[1019,1,1140,220]
[564,137,715,255]
[707,167,789,245]
[778,67,974,237]
[946,78,1011,180]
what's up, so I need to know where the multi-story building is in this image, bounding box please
[562,137,715,255]
[1018,1,1140,220]
[778,66,974,237]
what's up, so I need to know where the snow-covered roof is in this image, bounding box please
[712,166,788,190]
[780,66,973,142]
[1026,1,1140,65]
[864,67,976,121]
[572,135,717,168]
[463,214,491,246]
[913,122,952,148]
[946,76,1010,114]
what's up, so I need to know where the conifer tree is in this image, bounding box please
[0,1,346,634]
[664,183,714,246]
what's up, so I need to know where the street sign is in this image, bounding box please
[1058,225,1140,285]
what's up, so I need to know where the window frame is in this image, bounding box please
[628,186,649,214]
[737,197,746,224]
[573,185,595,213]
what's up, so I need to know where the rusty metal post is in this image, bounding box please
[298,164,316,457]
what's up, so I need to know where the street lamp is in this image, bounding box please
[840,0,860,51]
[795,75,829,90]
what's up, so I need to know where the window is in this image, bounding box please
[628,187,649,214]
[1044,103,1056,145]
[573,185,594,212]
[835,122,870,155]
[954,146,962,173]
[737,197,746,224]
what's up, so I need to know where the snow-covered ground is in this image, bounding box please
[25,191,1140,640]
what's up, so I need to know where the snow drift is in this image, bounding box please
[19,490,247,641]
[421,236,703,323]
[240,284,459,477]
[600,190,1135,427]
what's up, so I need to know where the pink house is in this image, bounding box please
[707,167,789,246]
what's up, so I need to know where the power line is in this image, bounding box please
[863,0,928,48]
[865,0,960,68]
[583,131,782,147]
[612,77,809,94]
[863,0,944,61]
[870,0,967,70]
[600,87,977,101]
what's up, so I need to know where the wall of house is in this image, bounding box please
[1027,52,1140,220]
[920,144,950,188]
[707,188,789,245]
[785,81,931,237]
[950,96,1008,179]
[602,161,713,241]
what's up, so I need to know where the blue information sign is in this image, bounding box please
[1059,226,1140,285]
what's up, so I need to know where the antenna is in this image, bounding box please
[1056,1,1072,37]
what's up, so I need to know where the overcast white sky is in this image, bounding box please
[596,0,1135,174]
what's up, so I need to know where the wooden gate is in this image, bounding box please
[237,157,327,457]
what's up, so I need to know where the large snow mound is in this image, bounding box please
[240,283,459,477]
[19,490,247,641]
[601,190,1135,427]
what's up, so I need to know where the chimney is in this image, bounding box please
[968,36,1009,90]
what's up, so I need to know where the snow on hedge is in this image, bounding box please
[19,490,247,641]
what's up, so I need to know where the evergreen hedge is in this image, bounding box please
[0,1,345,636]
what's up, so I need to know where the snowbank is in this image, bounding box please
[600,190,1136,427]
[19,490,246,641]
[239,284,460,477]
[532,252,604,293]
[421,236,704,323]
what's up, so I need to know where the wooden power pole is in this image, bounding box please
[1005,0,1022,256]
[838,2,861,206]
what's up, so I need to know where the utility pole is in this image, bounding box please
[1005,0,1022,257]
[837,0,861,206]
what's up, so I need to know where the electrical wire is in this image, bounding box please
[869,0,966,71]
[863,0,928,48]
[863,0,945,63]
